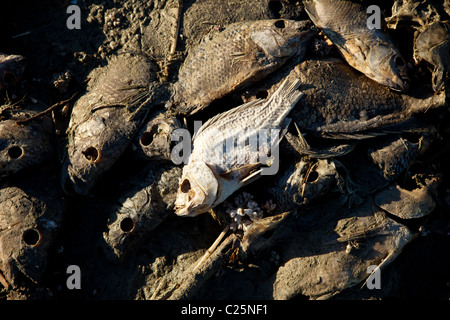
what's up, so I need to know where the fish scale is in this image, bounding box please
[173,19,315,115]
[243,58,445,137]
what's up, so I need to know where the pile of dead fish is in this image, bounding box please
[0,0,449,299]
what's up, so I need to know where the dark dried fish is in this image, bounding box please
[304,0,410,91]
[369,136,420,181]
[60,53,158,195]
[244,58,445,137]
[173,19,315,115]
[0,53,26,95]
[102,163,181,262]
[267,157,339,213]
[386,0,444,29]
[414,21,450,92]
[0,111,55,178]
[271,197,415,299]
[0,168,65,287]
[133,111,182,161]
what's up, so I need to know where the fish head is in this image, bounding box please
[0,173,65,286]
[138,115,182,161]
[60,141,103,195]
[0,118,54,178]
[0,54,26,92]
[251,19,316,59]
[367,44,410,92]
[174,160,219,217]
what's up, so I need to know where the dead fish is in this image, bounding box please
[304,0,410,91]
[102,163,181,262]
[386,0,444,29]
[132,111,182,161]
[375,179,438,220]
[0,167,65,287]
[60,53,158,195]
[414,21,450,92]
[172,19,315,115]
[267,157,339,213]
[271,197,416,299]
[0,111,55,178]
[174,77,304,217]
[334,131,433,202]
[244,58,445,137]
[369,135,420,181]
[0,53,26,94]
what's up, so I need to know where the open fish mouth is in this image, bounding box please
[388,75,410,92]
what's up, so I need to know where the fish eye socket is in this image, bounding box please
[120,217,135,233]
[23,228,41,246]
[140,131,154,147]
[274,20,285,29]
[180,179,191,193]
[140,124,161,147]
[306,170,319,183]
[82,147,100,162]
[256,90,269,99]
[2,72,16,85]
[394,56,405,67]
[8,146,23,159]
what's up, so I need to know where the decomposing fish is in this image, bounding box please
[375,176,439,220]
[0,53,26,95]
[270,196,416,300]
[243,58,446,138]
[413,21,450,92]
[132,111,182,161]
[102,163,181,262]
[60,53,158,195]
[174,77,304,217]
[0,167,65,287]
[0,111,55,178]
[304,0,410,91]
[267,157,340,213]
[331,134,427,202]
[386,0,444,29]
[172,19,315,115]
[369,135,420,181]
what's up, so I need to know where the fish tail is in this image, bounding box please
[270,77,304,112]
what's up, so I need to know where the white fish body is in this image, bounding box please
[174,77,303,217]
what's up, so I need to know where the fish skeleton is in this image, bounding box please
[174,77,303,217]
[172,19,315,115]
[304,0,410,92]
[60,53,157,195]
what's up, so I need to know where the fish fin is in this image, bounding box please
[193,99,265,140]
[303,1,319,25]
[219,162,261,180]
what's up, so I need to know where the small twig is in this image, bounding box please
[160,0,183,81]
[192,224,230,272]
[16,93,78,125]
[0,271,10,290]
[149,277,167,300]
